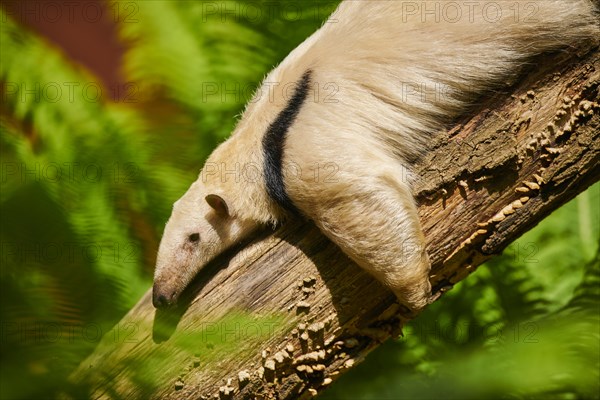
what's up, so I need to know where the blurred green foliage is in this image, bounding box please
[0,1,598,399]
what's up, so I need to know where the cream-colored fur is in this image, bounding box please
[153,1,599,310]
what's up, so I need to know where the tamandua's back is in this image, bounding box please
[258,0,600,162]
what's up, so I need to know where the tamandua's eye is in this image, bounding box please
[188,233,200,243]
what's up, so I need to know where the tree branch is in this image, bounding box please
[69,48,600,399]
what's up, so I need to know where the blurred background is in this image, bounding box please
[0,1,598,399]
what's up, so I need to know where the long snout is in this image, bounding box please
[152,282,178,309]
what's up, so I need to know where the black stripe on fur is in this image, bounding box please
[262,70,312,214]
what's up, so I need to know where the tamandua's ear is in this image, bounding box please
[205,194,229,216]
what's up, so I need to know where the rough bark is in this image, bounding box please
[69,49,600,399]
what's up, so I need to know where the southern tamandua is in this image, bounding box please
[152,0,599,311]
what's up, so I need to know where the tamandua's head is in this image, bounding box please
[152,178,258,308]
[152,84,287,308]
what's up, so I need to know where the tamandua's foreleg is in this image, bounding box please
[287,160,432,311]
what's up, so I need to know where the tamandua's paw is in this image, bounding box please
[393,278,431,313]
[390,251,432,313]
